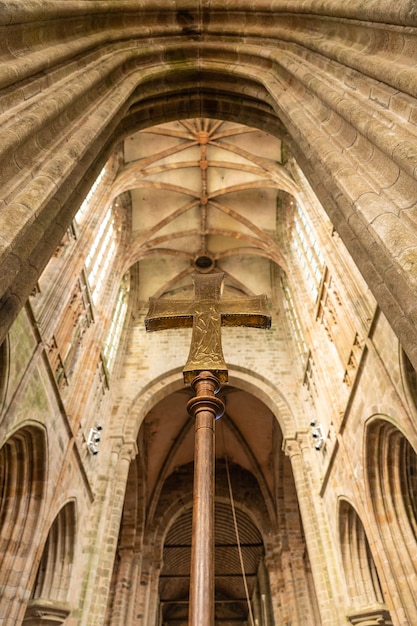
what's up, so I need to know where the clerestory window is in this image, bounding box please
[103,273,130,372]
[85,206,117,305]
[292,204,324,301]
[281,276,308,361]
[75,166,106,225]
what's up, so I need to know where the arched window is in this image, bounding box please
[75,165,107,225]
[281,275,308,361]
[158,501,265,625]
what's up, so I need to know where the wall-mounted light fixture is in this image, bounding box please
[87,424,103,455]
[310,420,325,451]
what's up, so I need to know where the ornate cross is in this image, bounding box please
[145,271,271,626]
[145,271,271,383]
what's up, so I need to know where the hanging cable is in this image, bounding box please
[221,421,256,626]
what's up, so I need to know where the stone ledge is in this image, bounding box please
[23,599,71,625]
[347,604,393,625]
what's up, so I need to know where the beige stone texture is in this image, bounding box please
[1,2,417,625]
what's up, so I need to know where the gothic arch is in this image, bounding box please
[158,496,268,626]
[123,366,296,444]
[106,372,318,625]
[2,15,417,368]
[138,457,274,625]
[338,498,391,625]
[365,416,417,624]
[108,455,276,626]
[0,424,47,622]
[24,500,76,623]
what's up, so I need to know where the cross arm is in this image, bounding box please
[145,297,195,332]
[219,295,271,328]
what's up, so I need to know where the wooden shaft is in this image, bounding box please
[187,372,224,626]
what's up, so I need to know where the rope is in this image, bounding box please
[221,422,255,626]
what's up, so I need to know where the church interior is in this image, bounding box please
[1,2,417,625]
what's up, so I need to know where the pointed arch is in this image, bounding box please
[338,498,391,624]
[24,501,76,623]
[0,425,47,622]
[158,487,266,625]
[365,417,417,624]
[31,500,76,601]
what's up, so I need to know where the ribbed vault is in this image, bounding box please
[2,4,417,371]
[118,117,292,301]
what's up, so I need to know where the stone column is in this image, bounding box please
[280,549,299,624]
[134,546,155,626]
[125,549,143,625]
[145,559,162,626]
[109,547,134,626]
[283,434,343,625]
[79,440,137,626]
[264,549,286,626]
[291,550,316,625]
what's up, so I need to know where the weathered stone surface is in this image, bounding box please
[1,3,417,625]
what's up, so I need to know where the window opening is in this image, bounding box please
[75,166,106,224]
[85,206,117,304]
[281,277,308,360]
[292,204,324,301]
[103,273,130,372]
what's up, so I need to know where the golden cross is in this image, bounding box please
[145,272,271,383]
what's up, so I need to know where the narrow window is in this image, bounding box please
[85,207,117,304]
[75,166,106,224]
[103,273,130,372]
[281,276,308,361]
[292,204,324,301]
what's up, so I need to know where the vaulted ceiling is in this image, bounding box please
[114,118,301,623]
[119,118,297,302]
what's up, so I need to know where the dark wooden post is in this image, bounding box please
[186,371,224,626]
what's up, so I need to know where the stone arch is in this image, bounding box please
[2,30,417,367]
[111,374,316,625]
[146,459,273,626]
[0,424,47,622]
[365,416,417,624]
[338,498,392,625]
[24,500,76,624]
[124,366,296,445]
